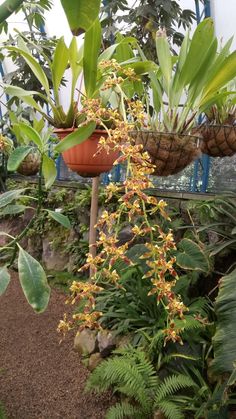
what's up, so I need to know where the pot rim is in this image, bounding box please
[53,127,106,135]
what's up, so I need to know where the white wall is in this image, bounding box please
[211,0,236,48]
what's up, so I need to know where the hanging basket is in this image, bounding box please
[55,128,119,178]
[130,131,202,176]
[200,124,236,157]
[17,150,40,176]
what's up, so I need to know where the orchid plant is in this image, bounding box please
[141,18,236,134]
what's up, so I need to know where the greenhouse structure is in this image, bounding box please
[0,1,236,418]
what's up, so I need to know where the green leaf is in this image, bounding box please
[1,204,27,215]
[201,51,236,102]
[0,267,10,296]
[122,61,158,75]
[84,18,101,98]
[155,31,172,93]
[18,247,51,313]
[0,189,25,209]
[42,154,57,189]
[6,45,50,95]
[69,37,83,97]
[52,37,69,99]
[60,0,101,35]
[113,33,134,62]
[55,121,96,152]
[176,238,210,272]
[212,268,236,374]
[4,84,39,97]
[7,146,32,171]
[178,18,215,87]
[47,210,71,229]
[17,123,43,150]
[4,85,49,116]
[98,44,119,63]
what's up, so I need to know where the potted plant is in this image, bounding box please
[199,80,236,157]
[3,23,154,177]
[131,18,236,176]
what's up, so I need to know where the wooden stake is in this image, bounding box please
[89,176,100,279]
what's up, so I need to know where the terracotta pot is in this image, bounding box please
[130,131,202,176]
[17,150,40,176]
[200,124,236,157]
[54,128,119,177]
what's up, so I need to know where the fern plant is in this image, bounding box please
[86,347,197,419]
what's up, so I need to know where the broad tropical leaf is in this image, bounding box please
[42,154,57,189]
[212,268,236,374]
[84,18,102,98]
[69,37,83,98]
[18,247,51,313]
[176,239,210,272]
[1,204,27,215]
[47,210,71,229]
[17,123,43,150]
[51,37,69,97]
[178,18,215,87]
[60,0,101,35]
[0,189,25,209]
[6,45,50,94]
[0,267,11,296]
[7,146,32,171]
[156,31,172,93]
[55,121,96,152]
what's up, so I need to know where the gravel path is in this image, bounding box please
[0,274,111,419]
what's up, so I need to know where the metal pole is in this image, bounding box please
[191,0,211,193]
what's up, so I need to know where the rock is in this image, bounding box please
[117,225,134,246]
[27,236,42,259]
[74,329,97,355]
[88,353,103,371]
[97,330,116,357]
[42,235,69,271]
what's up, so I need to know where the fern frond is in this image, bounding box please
[113,347,159,389]
[157,400,184,419]
[105,402,143,419]
[161,353,199,366]
[175,316,204,333]
[86,356,153,410]
[154,374,197,404]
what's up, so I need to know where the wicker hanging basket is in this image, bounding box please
[200,124,236,157]
[130,131,202,176]
[17,150,40,176]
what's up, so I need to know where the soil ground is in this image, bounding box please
[0,274,111,419]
